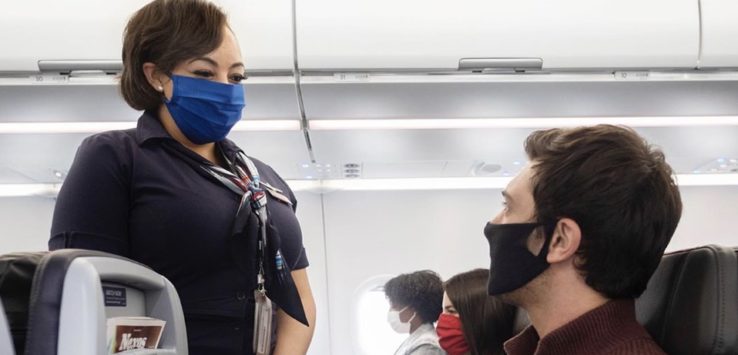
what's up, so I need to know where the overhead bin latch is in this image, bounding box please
[38,60,122,75]
[458,58,543,73]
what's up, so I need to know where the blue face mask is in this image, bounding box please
[164,74,245,144]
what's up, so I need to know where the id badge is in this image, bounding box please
[253,289,273,355]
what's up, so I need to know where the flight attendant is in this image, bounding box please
[49,1,316,354]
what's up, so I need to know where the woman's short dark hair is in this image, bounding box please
[445,269,516,355]
[384,270,444,324]
[120,0,228,111]
[524,125,682,299]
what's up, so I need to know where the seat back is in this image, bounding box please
[0,301,15,355]
[507,244,738,355]
[511,307,529,336]
[636,244,738,355]
[0,252,44,355]
[0,249,188,355]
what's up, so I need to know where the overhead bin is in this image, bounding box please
[700,0,738,67]
[296,0,700,71]
[0,0,295,74]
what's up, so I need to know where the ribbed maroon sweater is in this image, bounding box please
[504,299,665,355]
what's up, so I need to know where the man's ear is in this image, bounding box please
[546,217,581,264]
[142,62,166,92]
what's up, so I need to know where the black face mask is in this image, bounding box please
[484,221,556,295]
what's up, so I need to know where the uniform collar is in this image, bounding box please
[218,137,243,163]
[134,110,244,161]
[135,110,172,146]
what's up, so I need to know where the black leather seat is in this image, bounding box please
[636,244,738,355]
[0,251,45,355]
[0,300,15,355]
[511,245,738,354]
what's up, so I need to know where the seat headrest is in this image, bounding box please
[24,249,142,355]
[0,252,46,355]
[511,307,530,336]
[505,244,738,355]
[636,244,738,355]
[0,301,16,355]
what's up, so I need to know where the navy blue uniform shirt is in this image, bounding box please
[49,111,308,354]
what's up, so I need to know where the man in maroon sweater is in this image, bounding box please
[484,125,682,355]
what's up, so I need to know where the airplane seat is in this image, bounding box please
[0,252,44,355]
[0,302,16,355]
[511,307,529,336]
[0,249,189,355]
[508,244,738,355]
[636,244,738,355]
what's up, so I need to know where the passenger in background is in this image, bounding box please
[384,270,446,355]
[438,269,516,355]
[485,125,682,355]
[48,1,316,354]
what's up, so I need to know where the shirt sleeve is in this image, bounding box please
[407,344,447,355]
[254,159,309,271]
[49,132,131,256]
[278,177,309,271]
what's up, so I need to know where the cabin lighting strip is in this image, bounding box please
[288,174,738,191]
[2,174,736,197]
[308,116,738,130]
[2,116,737,134]
[0,120,301,134]
[0,184,62,197]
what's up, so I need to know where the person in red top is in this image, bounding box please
[483,125,682,355]
[437,269,516,355]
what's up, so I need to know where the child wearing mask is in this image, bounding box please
[385,270,446,355]
[437,269,516,355]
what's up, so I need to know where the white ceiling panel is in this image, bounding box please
[0,80,300,122]
[0,133,85,183]
[309,128,530,164]
[0,78,307,183]
[1,76,737,183]
[0,131,309,184]
[308,126,738,178]
[227,131,311,179]
[300,78,738,119]
[303,76,738,179]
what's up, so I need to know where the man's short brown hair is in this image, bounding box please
[525,125,682,298]
[120,0,227,111]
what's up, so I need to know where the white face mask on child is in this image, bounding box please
[387,305,416,334]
